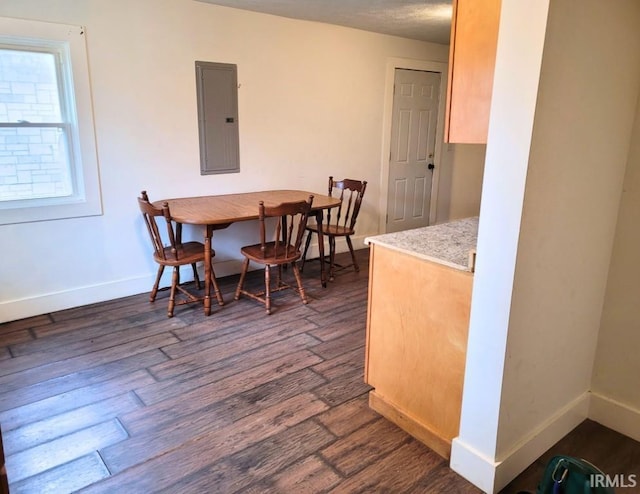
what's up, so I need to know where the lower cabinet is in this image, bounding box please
[364,243,473,459]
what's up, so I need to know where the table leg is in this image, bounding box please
[204,224,213,316]
[315,210,328,288]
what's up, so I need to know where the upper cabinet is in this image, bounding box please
[445,0,501,144]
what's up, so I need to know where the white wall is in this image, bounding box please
[592,95,640,441]
[0,0,482,323]
[436,144,486,223]
[452,0,640,492]
[451,2,551,491]
[497,0,640,467]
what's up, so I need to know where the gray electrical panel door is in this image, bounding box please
[196,61,239,174]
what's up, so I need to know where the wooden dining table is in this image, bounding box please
[154,190,342,316]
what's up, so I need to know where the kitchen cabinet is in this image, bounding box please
[445,0,501,144]
[364,218,477,458]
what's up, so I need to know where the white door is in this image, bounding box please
[386,69,441,233]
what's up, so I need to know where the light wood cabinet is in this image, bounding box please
[364,243,473,459]
[445,0,501,144]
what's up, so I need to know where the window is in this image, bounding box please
[195,61,240,175]
[0,17,101,225]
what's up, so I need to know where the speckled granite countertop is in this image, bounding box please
[365,217,478,272]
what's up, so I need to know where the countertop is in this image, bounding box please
[364,217,478,272]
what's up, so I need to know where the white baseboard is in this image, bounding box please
[589,392,640,443]
[0,276,152,324]
[450,439,498,493]
[300,234,367,260]
[451,392,590,493]
[0,258,243,324]
[493,392,590,491]
[0,235,369,324]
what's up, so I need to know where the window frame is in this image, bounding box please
[0,16,101,225]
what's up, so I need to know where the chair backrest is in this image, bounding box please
[326,176,367,232]
[137,190,180,261]
[259,195,314,260]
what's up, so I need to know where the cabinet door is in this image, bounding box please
[365,244,472,454]
[445,0,501,144]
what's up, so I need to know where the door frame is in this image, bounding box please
[379,58,448,233]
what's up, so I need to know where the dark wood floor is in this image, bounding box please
[502,419,640,494]
[1,249,638,493]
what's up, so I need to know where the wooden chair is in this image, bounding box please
[138,191,223,317]
[234,196,314,314]
[301,177,367,281]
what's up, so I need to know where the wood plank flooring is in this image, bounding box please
[1,249,639,493]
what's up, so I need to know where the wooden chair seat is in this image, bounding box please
[240,242,302,265]
[304,222,354,237]
[301,177,367,281]
[154,241,210,266]
[235,196,313,315]
[138,191,224,317]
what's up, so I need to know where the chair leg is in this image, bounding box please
[150,265,165,302]
[301,230,314,272]
[346,236,359,272]
[168,267,179,318]
[329,235,337,281]
[192,263,201,289]
[234,258,250,300]
[265,265,272,315]
[292,262,308,305]
[210,264,224,306]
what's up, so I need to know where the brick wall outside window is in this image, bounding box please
[0,50,72,202]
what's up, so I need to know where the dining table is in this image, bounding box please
[154,189,342,316]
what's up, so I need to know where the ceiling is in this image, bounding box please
[196,0,453,45]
